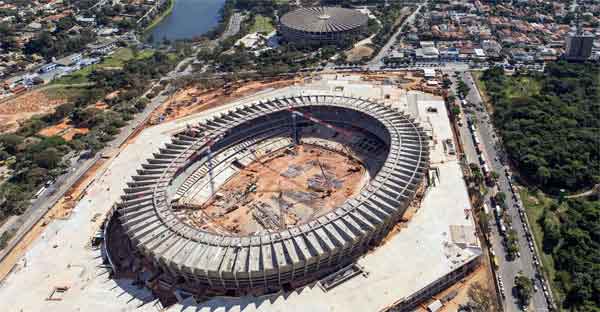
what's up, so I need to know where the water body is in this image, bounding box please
[150,0,225,44]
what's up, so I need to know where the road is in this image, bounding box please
[450,71,552,312]
[0,65,172,265]
[369,1,427,66]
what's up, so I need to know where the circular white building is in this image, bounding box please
[279,7,368,44]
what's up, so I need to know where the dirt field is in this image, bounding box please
[360,71,423,90]
[0,90,67,133]
[38,120,89,141]
[179,144,366,235]
[149,78,301,125]
[346,45,374,62]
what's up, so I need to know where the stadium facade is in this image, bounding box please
[106,95,429,295]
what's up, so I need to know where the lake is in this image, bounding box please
[150,0,226,44]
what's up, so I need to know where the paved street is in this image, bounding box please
[369,1,428,67]
[450,71,551,312]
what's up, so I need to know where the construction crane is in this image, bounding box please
[285,106,355,143]
[180,124,226,204]
[315,155,334,191]
[277,181,286,229]
[285,106,358,158]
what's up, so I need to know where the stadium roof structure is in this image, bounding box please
[280,7,368,34]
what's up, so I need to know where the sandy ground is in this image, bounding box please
[360,72,423,90]
[149,79,301,125]
[183,144,366,235]
[414,264,494,312]
[38,119,90,141]
[0,90,66,133]
[345,45,374,62]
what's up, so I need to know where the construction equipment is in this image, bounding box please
[277,181,286,229]
[315,156,334,192]
[285,106,358,158]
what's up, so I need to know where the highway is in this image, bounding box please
[450,71,552,312]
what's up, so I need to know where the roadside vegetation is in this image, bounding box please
[371,3,411,51]
[0,48,186,225]
[479,62,600,311]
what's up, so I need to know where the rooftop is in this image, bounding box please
[280,7,368,33]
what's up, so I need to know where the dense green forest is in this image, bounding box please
[481,62,599,193]
[480,62,600,311]
[540,198,600,311]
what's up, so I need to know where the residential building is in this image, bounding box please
[565,33,595,61]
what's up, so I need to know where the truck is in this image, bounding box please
[494,205,502,218]
[499,219,507,234]
[34,186,47,199]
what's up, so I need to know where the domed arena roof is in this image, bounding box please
[280,7,368,33]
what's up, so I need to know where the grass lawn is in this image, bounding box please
[42,85,91,101]
[53,48,155,84]
[472,71,541,99]
[519,188,563,304]
[53,66,95,84]
[250,15,275,34]
[471,71,541,114]
[99,48,154,69]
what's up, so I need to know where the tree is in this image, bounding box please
[443,78,452,89]
[33,147,61,169]
[0,183,30,215]
[457,79,471,97]
[496,191,507,207]
[506,229,520,257]
[0,134,24,154]
[490,171,500,182]
[479,211,491,235]
[481,62,600,192]
[469,163,484,185]
[514,273,534,306]
[450,105,461,119]
[467,282,497,311]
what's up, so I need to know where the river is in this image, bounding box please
[150,0,226,44]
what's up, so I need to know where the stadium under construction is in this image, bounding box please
[106,95,430,296]
[0,76,482,312]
